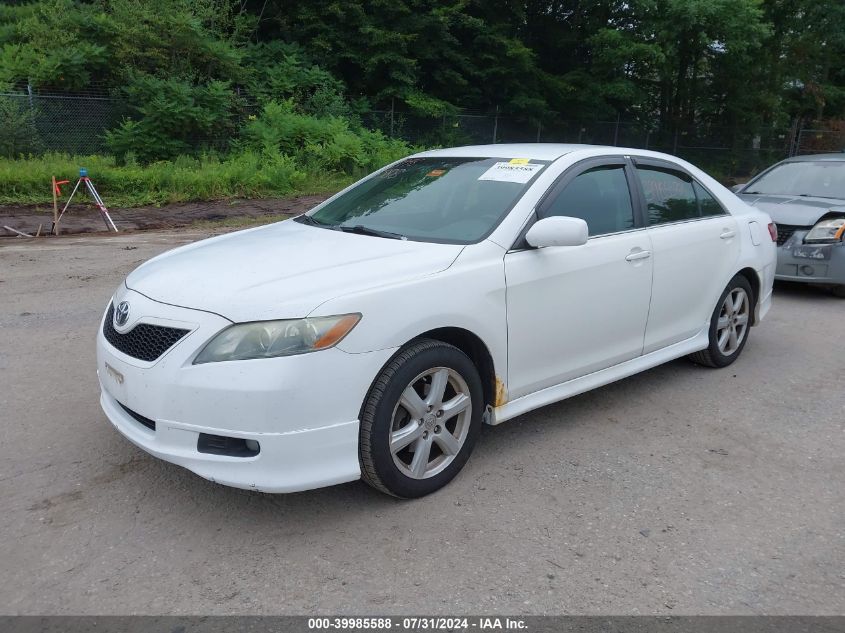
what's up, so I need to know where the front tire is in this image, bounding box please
[359,339,483,498]
[689,274,754,368]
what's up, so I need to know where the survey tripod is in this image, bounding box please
[52,168,119,234]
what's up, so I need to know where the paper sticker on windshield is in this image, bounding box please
[478,161,542,183]
[509,158,530,165]
[426,169,447,177]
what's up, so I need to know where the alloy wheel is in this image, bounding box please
[716,287,750,355]
[389,367,472,480]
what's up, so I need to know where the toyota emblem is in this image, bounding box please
[114,301,130,327]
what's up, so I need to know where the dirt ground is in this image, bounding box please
[0,195,329,237]
[0,230,843,615]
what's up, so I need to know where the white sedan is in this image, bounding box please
[97,144,777,497]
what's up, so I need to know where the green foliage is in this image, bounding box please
[107,75,240,162]
[275,1,550,115]
[241,100,412,174]
[103,0,244,82]
[0,151,310,206]
[404,92,456,118]
[0,0,112,90]
[242,41,349,117]
[0,97,41,157]
[2,0,845,197]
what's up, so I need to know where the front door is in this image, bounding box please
[505,159,654,400]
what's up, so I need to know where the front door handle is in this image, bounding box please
[625,249,652,262]
[720,229,736,239]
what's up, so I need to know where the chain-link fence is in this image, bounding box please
[793,123,845,156]
[360,109,797,176]
[0,86,127,157]
[3,86,843,177]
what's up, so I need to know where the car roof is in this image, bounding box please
[414,143,605,161]
[783,153,845,162]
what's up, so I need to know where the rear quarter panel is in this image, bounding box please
[723,195,777,320]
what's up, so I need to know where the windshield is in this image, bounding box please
[299,157,549,243]
[745,161,845,199]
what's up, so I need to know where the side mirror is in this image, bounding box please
[730,183,746,193]
[525,216,589,248]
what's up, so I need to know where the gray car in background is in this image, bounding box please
[734,153,845,297]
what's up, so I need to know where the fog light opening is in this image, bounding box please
[197,433,260,457]
[801,265,815,276]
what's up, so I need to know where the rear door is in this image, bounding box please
[632,159,740,354]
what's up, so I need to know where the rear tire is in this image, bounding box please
[359,339,483,498]
[689,274,754,368]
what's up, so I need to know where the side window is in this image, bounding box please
[542,165,635,236]
[694,181,726,217]
[637,167,698,225]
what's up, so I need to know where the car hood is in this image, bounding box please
[738,193,845,226]
[125,220,465,322]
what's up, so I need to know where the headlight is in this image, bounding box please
[194,314,361,364]
[805,217,845,243]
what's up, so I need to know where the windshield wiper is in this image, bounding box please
[297,215,406,239]
[295,214,329,226]
[337,225,407,240]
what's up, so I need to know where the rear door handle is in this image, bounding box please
[720,229,736,239]
[625,249,651,262]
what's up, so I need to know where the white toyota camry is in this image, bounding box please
[97,144,776,497]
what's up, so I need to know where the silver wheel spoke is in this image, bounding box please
[732,292,745,313]
[728,326,738,351]
[717,315,730,329]
[390,421,423,453]
[425,368,449,407]
[400,386,426,419]
[735,313,749,326]
[433,430,461,456]
[718,328,730,349]
[409,437,433,478]
[440,393,471,421]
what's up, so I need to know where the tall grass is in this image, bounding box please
[0,151,355,207]
[0,99,415,207]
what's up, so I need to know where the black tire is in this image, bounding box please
[359,339,484,498]
[689,274,755,368]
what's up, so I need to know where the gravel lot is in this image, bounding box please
[1,229,843,615]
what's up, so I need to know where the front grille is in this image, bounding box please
[103,303,190,362]
[776,224,805,246]
[118,402,156,431]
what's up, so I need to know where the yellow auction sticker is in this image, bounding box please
[509,158,530,165]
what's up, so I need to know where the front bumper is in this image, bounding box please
[775,230,845,285]
[97,287,396,493]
